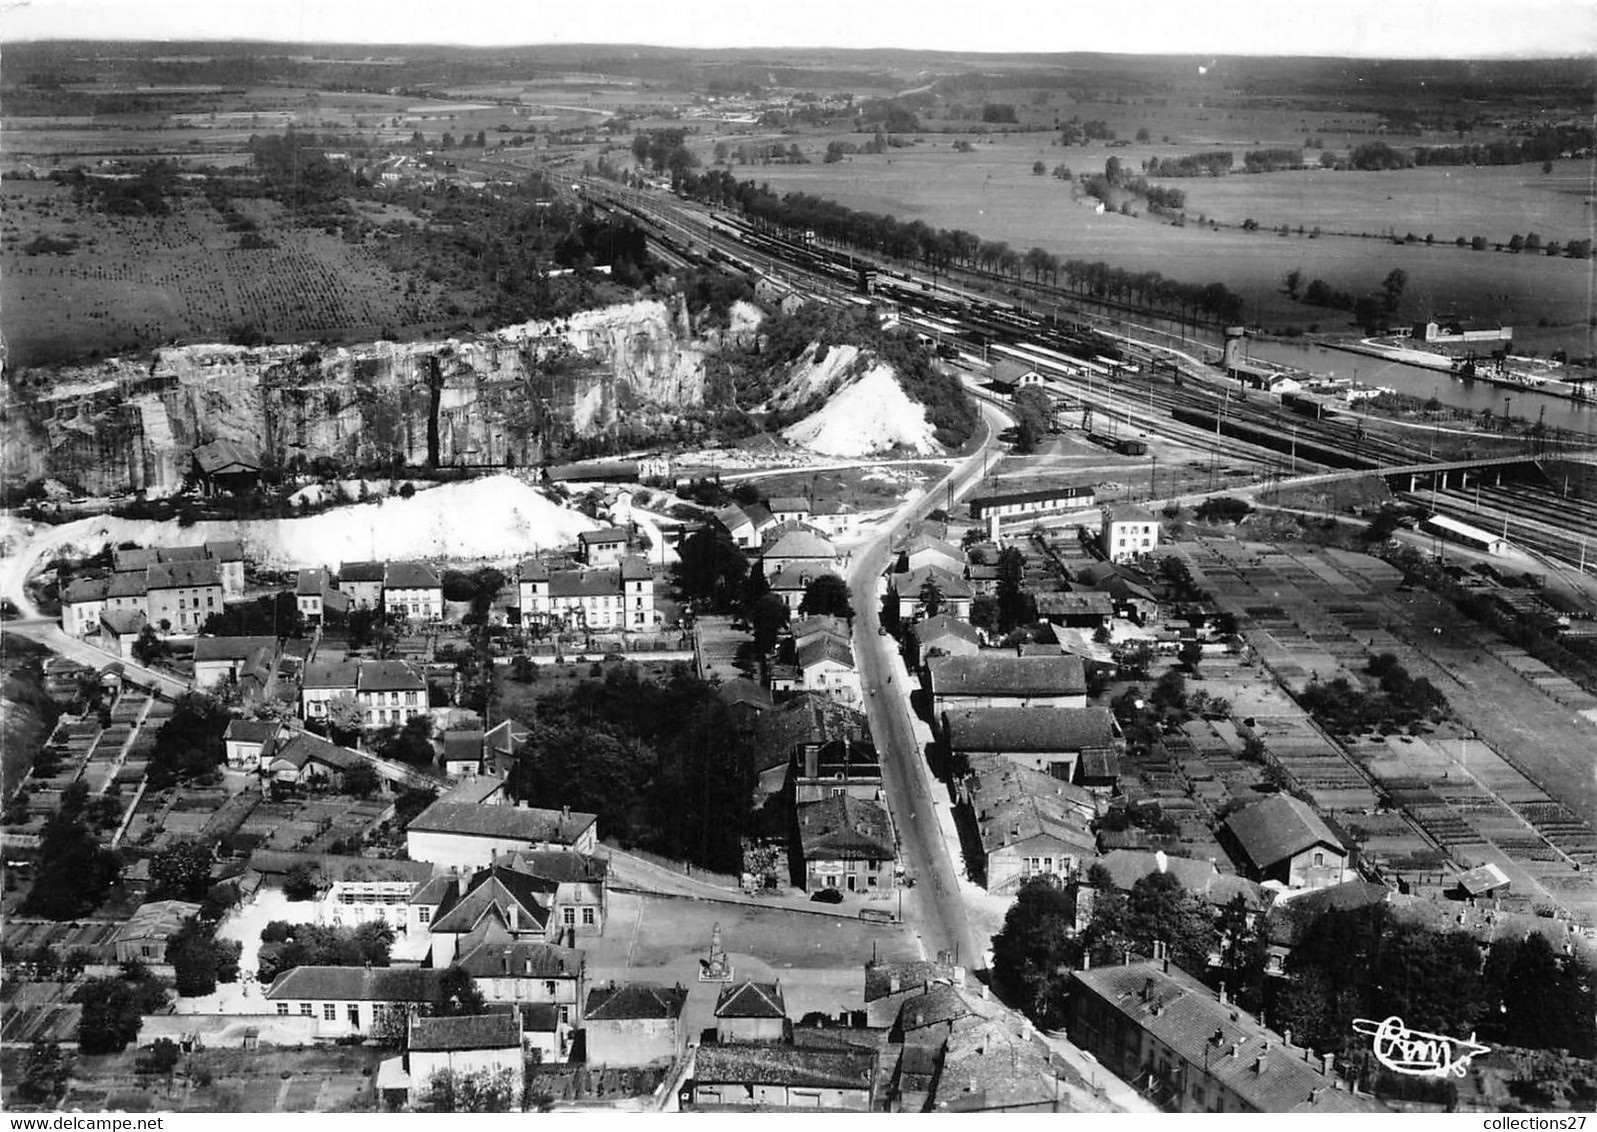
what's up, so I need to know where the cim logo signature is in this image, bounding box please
[1352,1016,1491,1078]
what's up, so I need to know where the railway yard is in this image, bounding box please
[600,181,1597,933]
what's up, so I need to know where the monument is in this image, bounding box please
[699,922,734,982]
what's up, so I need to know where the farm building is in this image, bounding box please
[191,438,262,495]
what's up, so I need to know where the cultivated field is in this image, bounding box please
[686,131,1593,354]
[0,181,460,367]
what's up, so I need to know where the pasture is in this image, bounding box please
[697,133,1592,353]
[0,181,460,368]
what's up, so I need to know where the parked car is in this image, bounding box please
[810,887,844,904]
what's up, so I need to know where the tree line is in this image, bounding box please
[675,169,1246,328]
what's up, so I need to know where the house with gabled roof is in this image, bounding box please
[261,730,365,791]
[406,801,598,870]
[264,966,446,1038]
[887,564,972,624]
[61,576,110,637]
[113,899,201,964]
[959,755,1098,894]
[99,608,148,659]
[892,532,966,577]
[296,567,350,626]
[771,634,860,706]
[715,504,761,550]
[691,1044,876,1111]
[1100,505,1161,564]
[1219,794,1349,890]
[761,529,842,576]
[579,526,631,566]
[335,560,387,610]
[910,615,982,665]
[145,559,223,633]
[767,497,812,525]
[584,982,690,1068]
[926,652,1087,715]
[300,658,360,722]
[193,635,279,693]
[383,561,443,621]
[807,498,855,539]
[1067,960,1386,1113]
[454,933,585,1028]
[441,730,484,778]
[191,438,262,495]
[943,705,1118,783]
[715,979,788,1043]
[797,794,896,895]
[223,719,280,769]
[425,866,555,965]
[356,660,428,730]
[387,1010,525,1110]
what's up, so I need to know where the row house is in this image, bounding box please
[335,561,386,610]
[886,564,973,625]
[959,755,1099,895]
[715,503,777,551]
[517,557,657,630]
[112,540,245,598]
[796,793,896,895]
[943,705,1118,784]
[193,635,278,693]
[265,966,444,1038]
[578,527,631,566]
[296,567,352,625]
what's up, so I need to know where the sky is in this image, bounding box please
[1,0,1593,58]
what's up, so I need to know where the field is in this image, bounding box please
[684,131,1593,354]
[0,181,461,367]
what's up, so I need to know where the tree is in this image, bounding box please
[1125,872,1217,974]
[167,916,238,997]
[1283,268,1303,299]
[283,863,319,901]
[969,595,999,636]
[917,576,945,619]
[24,782,119,919]
[1111,639,1154,681]
[995,547,1033,632]
[415,1067,519,1113]
[342,759,379,798]
[376,715,435,766]
[1212,894,1268,1012]
[435,965,487,1016]
[1179,639,1204,674]
[1381,267,1408,312]
[131,626,166,666]
[990,874,1079,1027]
[135,1037,181,1080]
[150,839,215,901]
[798,574,854,620]
[75,978,145,1054]
[750,592,790,656]
[1031,160,1046,175]
[1011,386,1052,454]
[17,1041,69,1106]
[677,525,748,612]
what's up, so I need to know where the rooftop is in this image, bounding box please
[384,561,441,590]
[928,652,1086,699]
[585,982,689,1021]
[913,614,983,649]
[193,636,277,662]
[715,979,787,1020]
[407,801,596,845]
[797,794,895,862]
[579,527,630,546]
[767,496,811,514]
[762,529,838,561]
[192,437,262,474]
[264,965,444,1003]
[692,1044,873,1091]
[146,560,221,590]
[357,660,426,693]
[945,706,1116,754]
[1072,961,1385,1113]
[1222,794,1345,873]
[408,1011,521,1053]
[337,560,386,583]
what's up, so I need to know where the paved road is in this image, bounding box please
[848,389,1015,974]
[5,616,193,698]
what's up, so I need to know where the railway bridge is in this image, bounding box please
[1249,449,1597,495]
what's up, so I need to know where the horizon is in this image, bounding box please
[3,0,1594,61]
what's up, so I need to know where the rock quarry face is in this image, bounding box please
[1,298,708,495]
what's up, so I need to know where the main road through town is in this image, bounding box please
[848,386,1013,976]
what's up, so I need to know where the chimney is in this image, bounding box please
[1229,1041,1242,1060]
[508,904,519,931]
[1284,1028,1293,1047]
[1309,1087,1323,1105]
[1321,1052,1336,1077]
[1218,982,1228,1005]
[1162,957,1170,975]
[889,973,901,994]
[525,957,533,976]
[1082,953,1091,972]
[456,873,468,897]
[1141,978,1154,1002]
[1253,1055,1267,1076]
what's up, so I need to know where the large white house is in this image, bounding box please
[517,557,656,630]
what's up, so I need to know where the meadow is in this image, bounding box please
[693,131,1593,354]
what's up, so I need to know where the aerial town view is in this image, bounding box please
[1,0,1595,1118]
